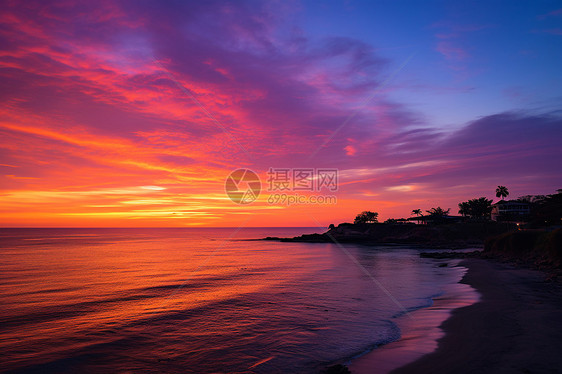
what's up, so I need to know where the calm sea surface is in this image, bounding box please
[0,228,467,373]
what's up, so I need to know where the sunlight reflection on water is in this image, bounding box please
[0,228,469,373]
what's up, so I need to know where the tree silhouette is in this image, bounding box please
[354,211,378,224]
[458,197,493,219]
[411,209,422,217]
[530,190,562,226]
[426,207,450,217]
[496,185,509,200]
[458,202,470,217]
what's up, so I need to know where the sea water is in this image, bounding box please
[0,228,467,373]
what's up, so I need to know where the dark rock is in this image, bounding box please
[268,222,517,249]
[420,251,483,259]
[262,236,281,240]
[323,364,351,374]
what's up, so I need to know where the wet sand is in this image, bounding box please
[350,259,562,374]
[348,260,479,374]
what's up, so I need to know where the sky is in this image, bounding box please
[0,0,561,227]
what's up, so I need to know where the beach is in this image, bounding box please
[350,258,562,373]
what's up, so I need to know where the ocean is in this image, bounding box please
[0,228,470,373]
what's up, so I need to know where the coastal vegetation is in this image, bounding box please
[496,185,509,200]
[458,197,493,220]
[271,188,561,252]
[485,229,562,268]
[524,189,562,227]
[426,207,450,217]
[355,187,560,228]
[353,211,378,224]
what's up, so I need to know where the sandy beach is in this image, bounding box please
[350,258,562,374]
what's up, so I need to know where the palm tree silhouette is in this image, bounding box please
[496,185,509,200]
[411,209,422,217]
[426,207,450,216]
[458,202,469,217]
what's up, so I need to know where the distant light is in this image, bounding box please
[140,185,166,190]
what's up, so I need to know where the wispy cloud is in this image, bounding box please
[436,41,469,61]
[0,1,560,226]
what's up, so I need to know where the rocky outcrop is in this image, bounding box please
[274,222,517,249]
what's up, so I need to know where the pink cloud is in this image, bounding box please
[436,41,469,61]
[344,145,357,156]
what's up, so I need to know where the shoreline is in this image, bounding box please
[347,259,479,374]
[350,258,562,373]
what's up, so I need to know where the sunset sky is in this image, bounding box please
[1,0,561,227]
